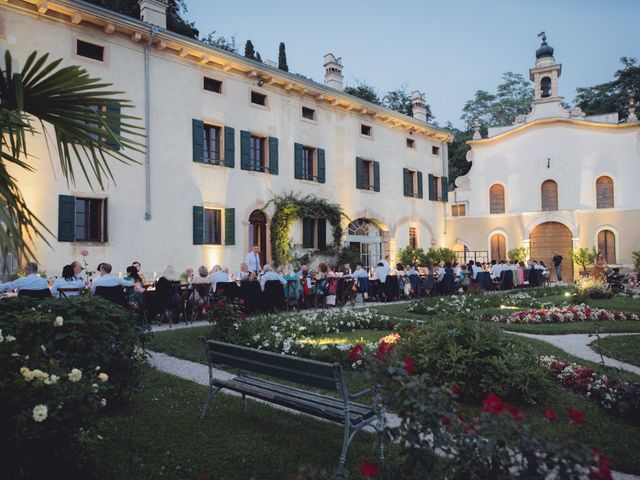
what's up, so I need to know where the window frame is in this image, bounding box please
[203,123,222,164]
[301,106,317,122]
[362,159,374,190]
[360,124,373,138]
[489,183,506,214]
[407,170,418,197]
[249,134,267,172]
[541,179,559,211]
[595,175,614,209]
[451,203,467,217]
[74,197,106,243]
[432,145,440,156]
[302,146,316,181]
[203,207,223,245]
[409,226,418,249]
[203,76,223,94]
[250,90,268,108]
[75,38,105,62]
[406,138,416,149]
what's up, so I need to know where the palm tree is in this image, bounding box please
[0,50,144,272]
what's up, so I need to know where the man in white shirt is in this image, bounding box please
[259,265,285,291]
[492,262,504,279]
[352,264,368,279]
[0,262,49,293]
[235,263,250,281]
[208,265,229,292]
[380,255,390,269]
[471,261,483,280]
[245,246,262,273]
[436,262,446,281]
[375,262,388,283]
[90,263,134,294]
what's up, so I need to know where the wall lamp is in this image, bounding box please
[257,79,265,87]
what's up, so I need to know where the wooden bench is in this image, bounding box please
[199,338,385,475]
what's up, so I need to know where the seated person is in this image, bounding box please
[407,265,419,277]
[131,261,147,284]
[283,264,301,300]
[296,264,309,279]
[51,264,85,297]
[91,263,134,294]
[339,263,352,276]
[471,261,483,280]
[259,264,286,291]
[315,262,329,280]
[180,267,195,284]
[235,263,250,281]
[157,265,181,296]
[208,265,229,292]
[193,266,210,283]
[0,261,49,294]
[375,262,389,283]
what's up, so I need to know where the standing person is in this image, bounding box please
[592,251,607,281]
[0,262,49,293]
[245,246,262,273]
[552,252,563,283]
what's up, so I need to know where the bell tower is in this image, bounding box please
[529,32,562,103]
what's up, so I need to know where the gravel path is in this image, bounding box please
[511,332,640,375]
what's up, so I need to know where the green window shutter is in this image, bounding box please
[417,171,423,199]
[441,177,449,202]
[224,208,235,245]
[240,130,251,170]
[373,161,380,192]
[403,168,410,197]
[428,174,437,201]
[102,198,108,242]
[317,148,326,183]
[355,157,364,189]
[224,126,235,168]
[317,218,327,249]
[294,143,303,179]
[192,119,204,163]
[106,105,121,150]
[268,136,279,175]
[58,195,75,242]
[302,218,314,248]
[193,206,204,245]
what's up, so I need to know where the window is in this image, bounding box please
[451,204,466,217]
[432,145,440,156]
[302,107,316,120]
[302,146,315,180]
[428,174,447,202]
[489,184,505,214]
[407,170,416,196]
[541,180,558,211]
[76,39,104,61]
[74,197,106,242]
[598,230,616,263]
[302,218,327,249]
[250,135,266,171]
[406,138,415,149]
[204,124,221,163]
[490,233,506,262]
[203,77,222,93]
[363,160,373,188]
[596,176,614,209]
[409,226,418,248]
[251,91,267,106]
[360,124,372,136]
[403,169,422,198]
[356,157,379,191]
[204,208,222,245]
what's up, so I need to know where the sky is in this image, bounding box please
[184,0,639,128]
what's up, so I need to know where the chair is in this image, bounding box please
[352,277,369,306]
[499,271,514,290]
[312,278,328,308]
[215,282,240,301]
[94,286,128,308]
[18,288,52,298]
[239,281,262,314]
[187,283,211,323]
[408,275,421,299]
[57,287,81,298]
[263,280,286,312]
[156,281,184,327]
[383,276,400,301]
[440,273,456,295]
[284,279,301,311]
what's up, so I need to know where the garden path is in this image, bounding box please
[511,332,640,375]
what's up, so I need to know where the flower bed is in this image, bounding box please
[538,355,640,424]
[482,305,639,324]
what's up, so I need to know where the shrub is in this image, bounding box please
[0,296,146,478]
[398,320,548,403]
[397,246,426,266]
[576,275,613,299]
[571,247,597,274]
[206,295,245,341]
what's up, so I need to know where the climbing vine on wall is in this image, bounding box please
[265,193,345,266]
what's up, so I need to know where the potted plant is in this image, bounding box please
[571,247,597,276]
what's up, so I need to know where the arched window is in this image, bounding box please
[347,218,383,270]
[598,230,616,264]
[489,184,505,214]
[490,233,506,262]
[541,180,558,211]
[596,176,614,209]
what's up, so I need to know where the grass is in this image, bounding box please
[590,335,640,367]
[97,368,391,480]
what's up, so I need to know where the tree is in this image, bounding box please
[382,87,413,116]
[201,32,238,54]
[571,247,597,274]
[575,57,640,120]
[255,52,262,63]
[344,80,381,105]
[84,0,199,38]
[0,51,143,262]
[461,72,533,131]
[278,42,289,72]
[445,122,472,182]
[244,40,256,60]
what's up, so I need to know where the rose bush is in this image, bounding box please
[482,305,639,324]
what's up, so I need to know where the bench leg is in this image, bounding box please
[200,385,221,419]
[242,394,247,413]
[337,420,350,477]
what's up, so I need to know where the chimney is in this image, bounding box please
[410,90,427,122]
[323,53,343,91]
[138,0,168,29]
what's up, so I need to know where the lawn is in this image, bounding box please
[590,334,640,367]
[96,368,390,480]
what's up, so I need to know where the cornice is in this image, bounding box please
[2,0,453,143]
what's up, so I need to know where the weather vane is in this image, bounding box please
[538,31,547,43]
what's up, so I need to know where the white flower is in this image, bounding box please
[32,404,48,422]
[53,316,64,327]
[95,366,100,371]
[92,383,99,392]
[21,367,35,381]
[40,345,47,353]
[11,353,20,358]
[5,335,16,342]
[32,369,49,380]
[68,368,82,383]
[44,374,59,385]
[0,329,3,343]
[98,372,109,382]
[100,398,107,407]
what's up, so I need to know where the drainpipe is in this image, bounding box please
[143,26,157,221]
[442,140,450,242]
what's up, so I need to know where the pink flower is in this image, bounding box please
[542,407,557,421]
[567,407,586,424]
[482,392,506,415]
[403,356,415,376]
[508,405,525,421]
[80,249,89,257]
[347,344,363,362]
[358,460,381,477]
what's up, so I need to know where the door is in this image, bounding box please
[249,210,268,267]
[530,222,573,282]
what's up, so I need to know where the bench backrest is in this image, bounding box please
[202,339,340,391]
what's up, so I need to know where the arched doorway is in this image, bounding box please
[248,210,268,267]
[530,222,573,282]
[347,218,382,270]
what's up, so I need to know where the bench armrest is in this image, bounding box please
[348,387,372,399]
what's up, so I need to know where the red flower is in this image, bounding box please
[441,415,451,426]
[403,356,415,376]
[508,405,525,421]
[451,385,461,395]
[482,392,506,415]
[374,341,393,361]
[567,407,586,424]
[542,407,557,421]
[589,449,613,480]
[358,460,381,477]
[347,344,363,362]
[457,412,465,422]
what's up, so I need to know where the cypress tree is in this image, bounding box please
[244,40,256,60]
[255,52,262,63]
[278,42,289,72]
